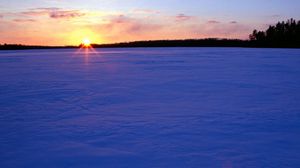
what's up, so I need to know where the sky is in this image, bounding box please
[0,0,299,45]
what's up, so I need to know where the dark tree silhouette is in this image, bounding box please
[249,18,300,47]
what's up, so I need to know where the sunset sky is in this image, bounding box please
[0,0,299,46]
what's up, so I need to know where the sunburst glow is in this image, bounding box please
[82,38,91,47]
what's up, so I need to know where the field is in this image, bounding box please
[1,48,300,167]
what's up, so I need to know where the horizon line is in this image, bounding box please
[0,38,248,47]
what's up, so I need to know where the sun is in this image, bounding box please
[82,38,91,48]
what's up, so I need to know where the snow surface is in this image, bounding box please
[0,47,300,168]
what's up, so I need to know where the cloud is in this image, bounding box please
[175,14,193,22]
[21,9,52,16]
[197,21,251,39]
[21,8,85,19]
[207,20,220,24]
[30,7,60,11]
[104,15,163,34]
[13,19,36,22]
[90,13,252,42]
[49,11,85,19]
[132,9,160,15]
[110,15,129,24]
[92,14,166,42]
[270,14,281,18]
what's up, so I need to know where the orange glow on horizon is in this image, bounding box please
[69,29,103,46]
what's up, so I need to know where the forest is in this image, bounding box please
[249,18,300,47]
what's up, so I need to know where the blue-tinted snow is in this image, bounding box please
[0,48,300,168]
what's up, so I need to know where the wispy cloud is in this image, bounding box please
[207,20,220,24]
[21,8,85,19]
[270,14,281,18]
[132,9,160,15]
[198,21,251,39]
[50,11,85,19]
[175,14,193,22]
[13,19,36,22]
[99,15,163,35]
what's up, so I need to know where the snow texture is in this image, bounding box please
[0,48,300,168]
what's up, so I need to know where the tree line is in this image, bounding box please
[249,18,300,47]
[93,39,248,48]
[0,44,76,50]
